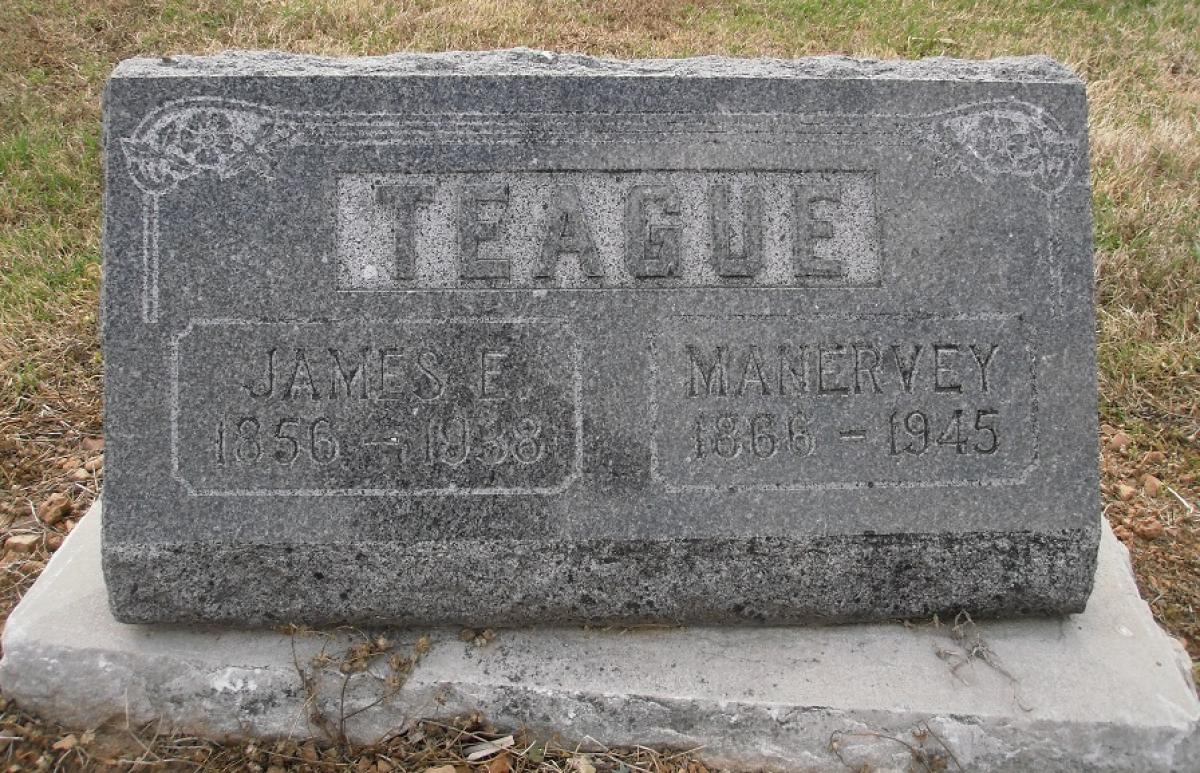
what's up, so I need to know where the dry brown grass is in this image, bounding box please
[0,697,712,771]
[1,0,1198,767]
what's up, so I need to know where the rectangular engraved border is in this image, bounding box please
[333,168,883,292]
[169,317,584,497]
[648,312,1041,492]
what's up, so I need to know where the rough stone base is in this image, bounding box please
[2,502,1197,771]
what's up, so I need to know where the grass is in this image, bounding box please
[0,0,1198,767]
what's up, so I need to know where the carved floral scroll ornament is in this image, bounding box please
[936,103,1072,196]
[121,98,297,195]
[120,98,298,322]
[120,97,1073,322]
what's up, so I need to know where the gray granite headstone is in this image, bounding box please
[102,50,1100,626]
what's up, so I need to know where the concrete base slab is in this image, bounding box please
[2,502,1197,771]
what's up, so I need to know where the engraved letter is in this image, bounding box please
[778,344,809,395]
[535,185,602,279]
[793,183,846,278]
[459,185,510,279]
[379,348,406,400]
[934,344,963,393]
[284,349,320,400]
[853,344,883,394]
[709,184,763,277]
[686,345,728,397]
[245,348,275,398]
[970,344,999,393]
[329,347,369,399]
[891,344,922,394]
[625,185,681,278]
[735,345,771,397]
[479,347,510,399]
[375,184,433,280]
[415,350,446,402]
[818,344,851,395]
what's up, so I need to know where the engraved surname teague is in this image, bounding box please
[653,315,1038,489]
[172,319,580,495]
[337,171,879,289]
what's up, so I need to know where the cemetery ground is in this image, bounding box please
[0,0,1197,769]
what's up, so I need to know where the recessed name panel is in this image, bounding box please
[172,319,580,495]
[337,171,880,289]
[653,314,1036,489]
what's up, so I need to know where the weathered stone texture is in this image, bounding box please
[102,50,1100,624]
[5,504,1197,771]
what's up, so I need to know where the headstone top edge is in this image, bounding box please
[108,48,1081,84]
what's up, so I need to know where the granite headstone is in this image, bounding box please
[102,50,1100,625]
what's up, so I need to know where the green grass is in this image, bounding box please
[0,0,1193,417]
[1,0,1198,617]
[5,0,1196,429]
[0,0,1194,484]
[0,0,1197,763]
